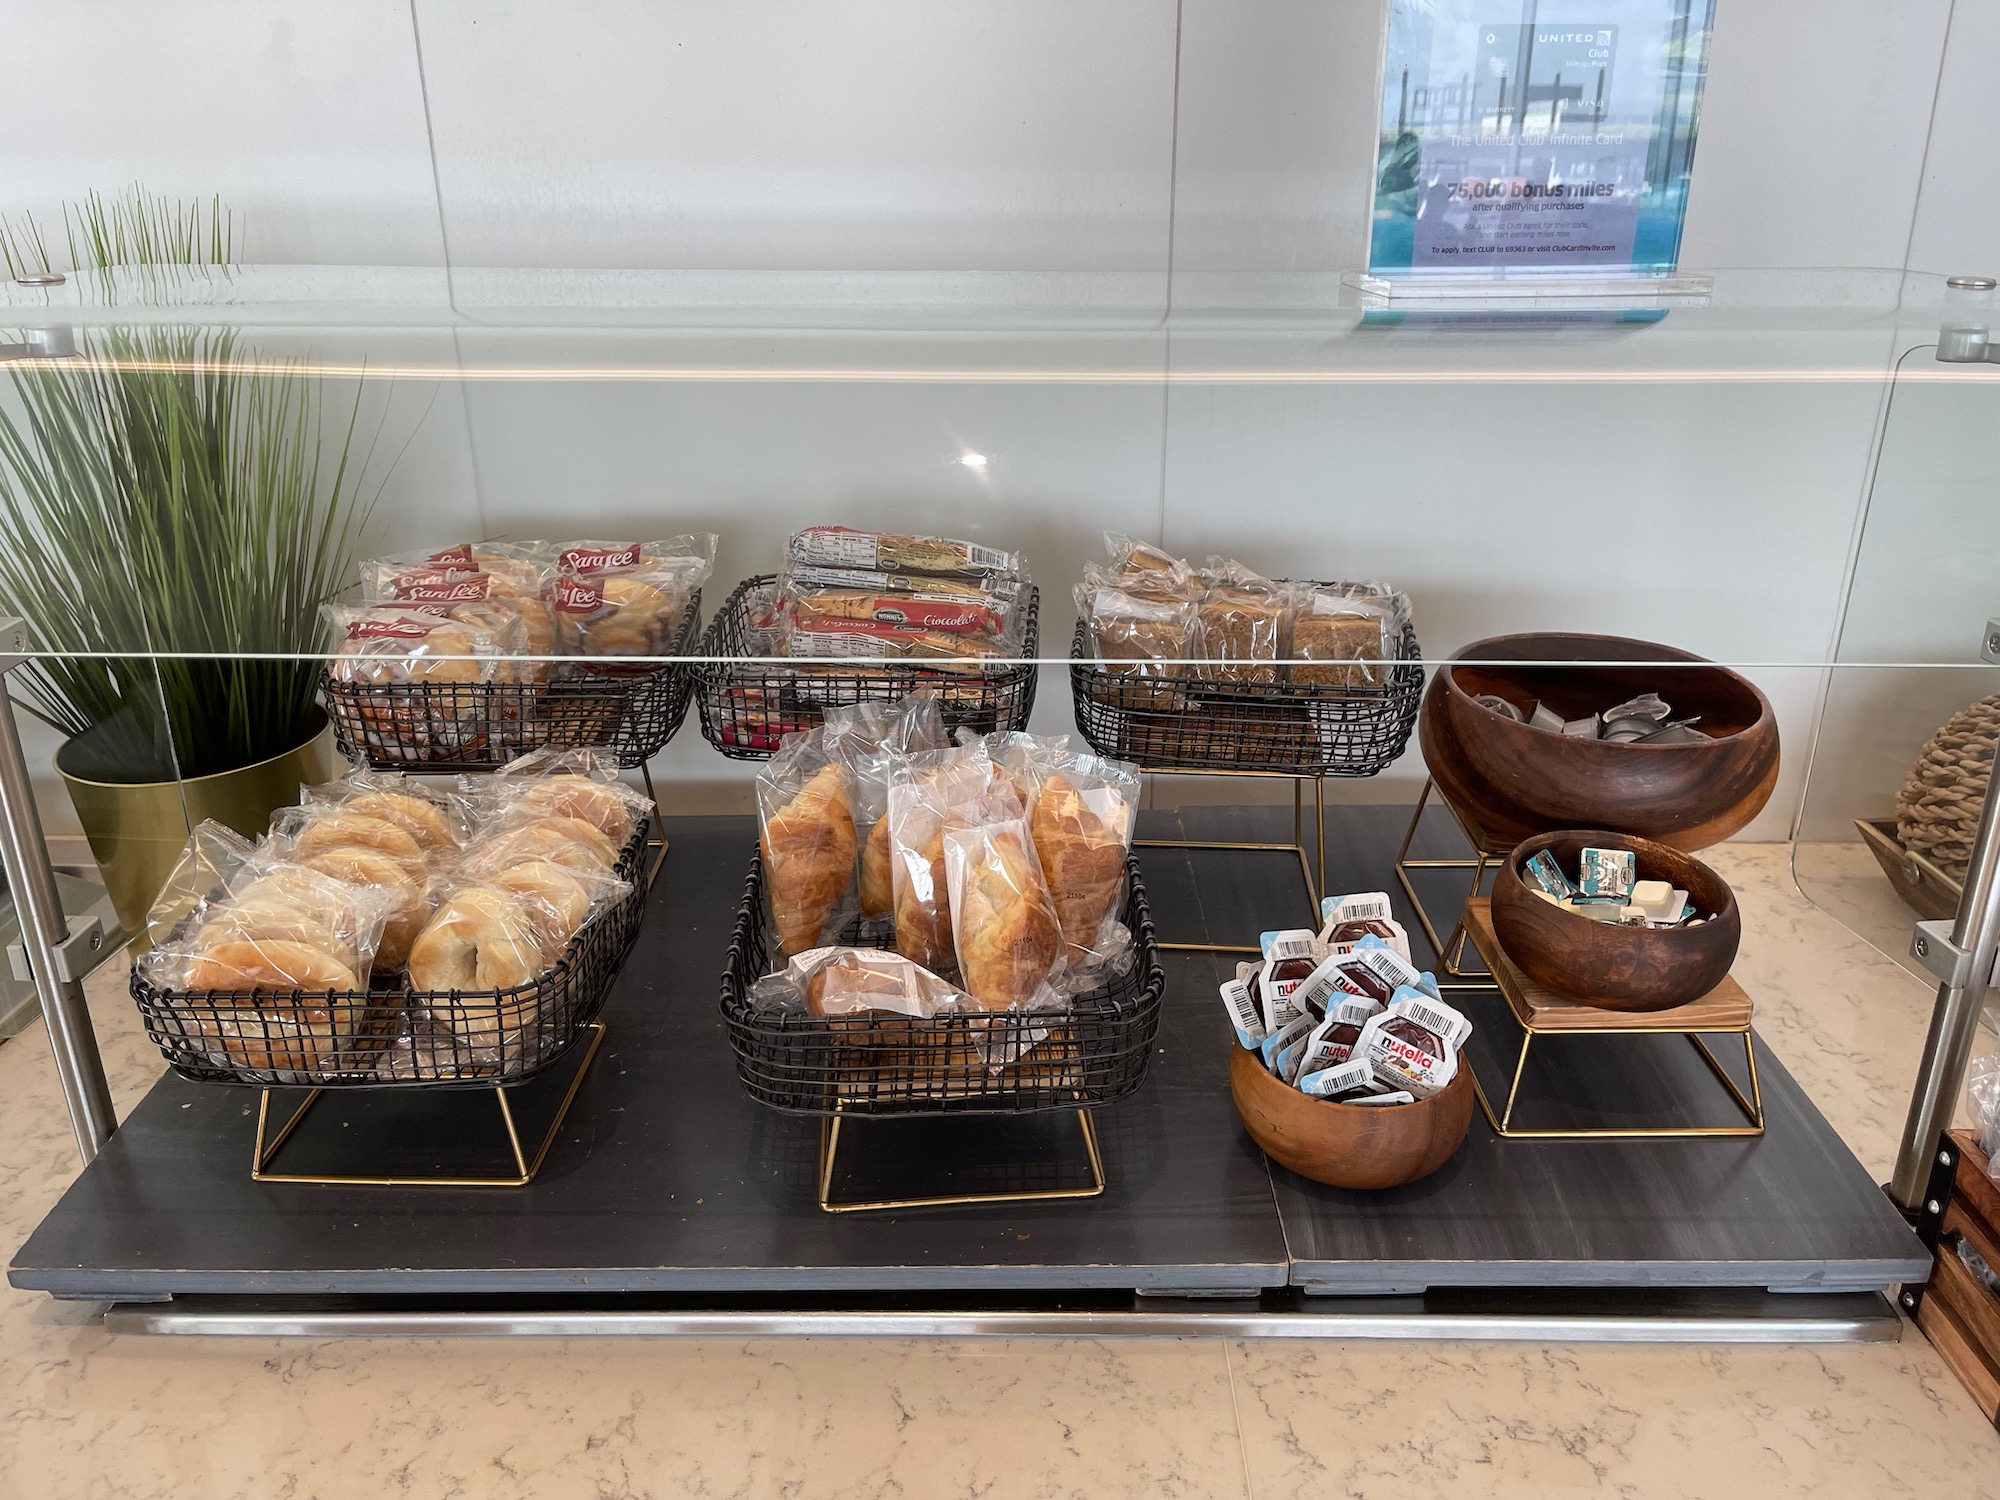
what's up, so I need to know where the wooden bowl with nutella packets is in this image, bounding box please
[1490,829,1740,1011]
[1229,1045,1473,1191]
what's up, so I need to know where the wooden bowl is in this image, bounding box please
[1490,830,1741,1010]
[1230,1044,1473,1189]
[1419,633,1780,852]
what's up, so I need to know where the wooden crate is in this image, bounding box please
[1914,1130,2000,1426]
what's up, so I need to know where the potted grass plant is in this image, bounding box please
[0,189,377,932]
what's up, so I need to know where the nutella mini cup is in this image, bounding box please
[1354,991,1472,1099]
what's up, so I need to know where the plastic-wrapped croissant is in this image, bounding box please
[1029,773,1129,965]
[944,798,1066,1012]
[760,762,856,955]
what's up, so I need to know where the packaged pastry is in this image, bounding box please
[299,768,469,859]
[941,788,1066,1012]
[1079,585,1194,708]
[361,556,554,684]
[1193,564,1292,685]
[787,526,1021,581]
[144,818,258,949]
[323,606,507,688]
[755,946,970,1019]
[785,564,1024,603]
[821,695,950,923]
[405,884,550,1053]
[473,746,654,851]
[1290,583,1408,690]
[985,734,1139,980]
[782,614,1012,662]
[267,803,438,969]
[548,535,716,662]
[885,744,997,974]
[781,575,1018,643]
[756,734,857,957]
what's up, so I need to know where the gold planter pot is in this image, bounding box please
[58,710,335,941]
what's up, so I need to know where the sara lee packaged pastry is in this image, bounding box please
[1193,562,1293,685]
[941,786,1067,1012]
[756,733,858,957]
[820,694,950,922]
[786,526,1022,581]
[1288,582,1410,689]
[751,946,971,1019]
[322,605,511,762]
[360,548,557,683]
[547,534,716,663]
[985,733,1140,982]
[886,744,997,975]
[1078,584,1195,707]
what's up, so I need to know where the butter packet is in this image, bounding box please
[1579,847,1636,900]
[1354,990,1473,1099]
[1524,850,1580,901]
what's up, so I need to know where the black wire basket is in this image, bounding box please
[720,850,1164,1117]
[1068,614,1423,776]
[692,574,1040,760]
[320,593,702,771]
[130,819,652,1089]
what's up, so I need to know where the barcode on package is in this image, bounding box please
[1321,891,1393,924]
[1399,998,1465,1044]
[1220,980,1266,1041]
[1354,945,1421,991]
[1263,930,1317,961]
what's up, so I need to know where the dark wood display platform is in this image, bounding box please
[10,806,1928,1330]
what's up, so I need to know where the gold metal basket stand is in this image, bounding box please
[1135,769,1326,955]
[250,1021,609,1187]
[1459,902,1763,1140]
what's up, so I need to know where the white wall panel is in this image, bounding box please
[415,0,1179,271]
[1906,0,2000,276]
[0,0,444,266]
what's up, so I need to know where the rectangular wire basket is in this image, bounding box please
[720,850,1164,1118]
[1068,615,1423,776]
[319,593,703,771]
[692,574,1040,760]
[130,820,652,1089]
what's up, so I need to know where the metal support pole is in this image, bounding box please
[1888,744,2000,1210]
[0,633,116,1162]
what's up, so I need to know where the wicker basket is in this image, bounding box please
[1068,614,1423,776]
[720,850,1164,1117]
[321,594,702,771]
[131,819,651,1089]
[692,574,1040,760]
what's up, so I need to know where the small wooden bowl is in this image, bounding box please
[1491,830,1741,1011]
[1230,1045,1473,1190]
[1418,633,1780,853]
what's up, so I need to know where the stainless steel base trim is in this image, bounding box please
[104,1302,1903,1344]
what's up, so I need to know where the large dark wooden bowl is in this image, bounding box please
[1230,1045,1473,1189]
[1491,830,1741,1010]
[1419,633,1779,852]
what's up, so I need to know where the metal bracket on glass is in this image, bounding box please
[7,911,110,987]
[1983,619,2000,665]
[1909,920,1994,990]
[1938,276,2000,364]
[0,326,75,361]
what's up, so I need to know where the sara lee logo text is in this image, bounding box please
[560,544,642,574]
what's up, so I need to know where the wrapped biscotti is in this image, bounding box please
[787,526,1021,581]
